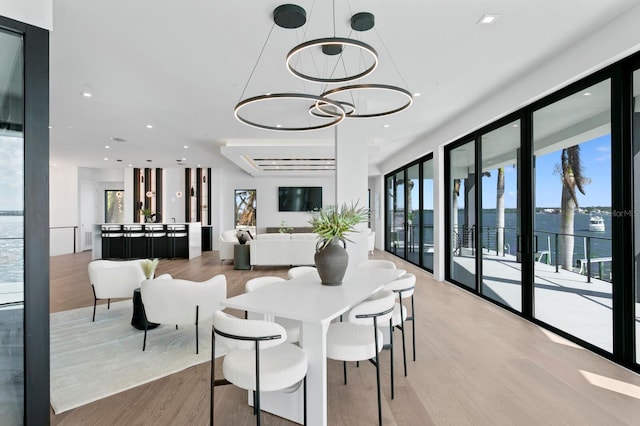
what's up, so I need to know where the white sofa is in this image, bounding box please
[219,229,238,264]
[249,233,319,267]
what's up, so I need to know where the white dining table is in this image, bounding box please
[220,266,405,426]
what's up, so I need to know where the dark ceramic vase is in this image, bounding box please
[314,238,348,286]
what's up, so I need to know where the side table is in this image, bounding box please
[234,244,251,270]
[131,288,160,330]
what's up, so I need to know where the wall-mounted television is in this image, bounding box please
[278,187,322,212]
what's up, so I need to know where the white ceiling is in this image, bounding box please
[48,0,639,176]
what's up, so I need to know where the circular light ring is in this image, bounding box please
[309,101,356,118]
[234,93,346,131]
[320,84,413,118]
[286,37,378,84]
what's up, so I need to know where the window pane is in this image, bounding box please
[422,159,434,271]
[449,141,476,289]
[0,28,24,425]
[480,120,522,311]
[633,69,640,364]
[533,79,612,352]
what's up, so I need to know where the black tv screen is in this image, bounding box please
[278,187,322,212]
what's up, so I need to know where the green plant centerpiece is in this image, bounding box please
[309,202,368,285]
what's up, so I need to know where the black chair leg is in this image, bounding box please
[343,361,347,385]
[91,286,97,322]
[400,315,408,376]
[107,298,111,310]
[411,296,416,361]
[303,377,307,426]
[143,326,148,351]
[389,318,394,400]
[211,329,215,426]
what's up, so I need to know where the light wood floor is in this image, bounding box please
[50,250,640,425]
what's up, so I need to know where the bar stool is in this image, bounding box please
[166,224,188,259]
[101,224,124,259]
[144,224,166,258]
[123,224,146,258]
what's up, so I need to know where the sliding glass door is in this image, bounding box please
[533,79,612,352]
[449,140,477,289]
[480,120,522,311]
[0,27,24,425]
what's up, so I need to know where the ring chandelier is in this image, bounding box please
[233,4,413,132]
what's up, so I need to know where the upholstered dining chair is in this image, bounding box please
[383,273,417,377]
[245,276,300,344]
[88,259,147,322]
[140,274,227,353]
[211,310,308,426]
[326,289,395,426]
[357,259,397,270]
[287,266,318,279]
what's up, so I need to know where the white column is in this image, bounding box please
[334,125,369,268]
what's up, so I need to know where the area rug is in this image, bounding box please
[50,300,219,414]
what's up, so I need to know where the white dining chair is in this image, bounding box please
[357,259,397,270]
[383,273,416,377]
[211,310,308,426]
[287,266,318,279]
[326,289,395,426]
[245,276,301,344]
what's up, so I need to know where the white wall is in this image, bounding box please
[0,0,52,30]
[49,165,78,228]
[163,168,186,223]
[217,168,335,241]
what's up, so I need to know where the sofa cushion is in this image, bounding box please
[256,233,291,240]
[290,233,318,240]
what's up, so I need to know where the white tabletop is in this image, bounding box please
[221,267,405,324]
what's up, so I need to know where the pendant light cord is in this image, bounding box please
[238,22,276,101]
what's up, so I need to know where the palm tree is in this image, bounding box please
[558,145,587,270]
[496,168,505,256]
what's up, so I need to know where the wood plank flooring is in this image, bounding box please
[50,250,640,425]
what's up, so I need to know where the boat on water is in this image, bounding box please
[589,215,605,232]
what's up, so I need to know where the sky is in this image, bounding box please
[402,134,612,211]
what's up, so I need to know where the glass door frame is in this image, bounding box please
[0,15,50,423]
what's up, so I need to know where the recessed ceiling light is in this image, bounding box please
[52,163,58,167]
[128,164,133,167]
[413,92,421,97]
[104,145,110,149]
[513,124,519,128]
[276,124,282,128]
[183,145,189,149]
[478,14,499,24]
[82,92,92,98]
[583,92,592,96]
[197,164,201,167]
[146,124,153,129]
[383,124,390,128]
[48,125,52,129]
[103,157,109,161]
